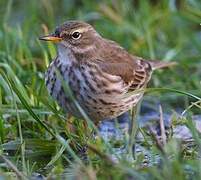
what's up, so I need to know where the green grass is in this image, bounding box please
[0,0,201,179]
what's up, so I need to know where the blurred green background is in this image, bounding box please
[0,0,201,179]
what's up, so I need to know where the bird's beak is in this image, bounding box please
[39,34,62,43]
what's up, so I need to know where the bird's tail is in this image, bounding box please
[149,60,177,70]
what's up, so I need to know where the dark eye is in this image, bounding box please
[55,28,60,37]
[72,31,81,39]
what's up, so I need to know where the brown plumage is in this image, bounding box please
[39,21,175,123]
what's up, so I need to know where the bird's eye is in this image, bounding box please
[72,31,81,39]
[55,29,60,37]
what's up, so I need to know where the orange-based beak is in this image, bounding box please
[39,34,62,43]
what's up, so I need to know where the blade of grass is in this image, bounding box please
[0,63,30,103]
[0,154,28,180]
[181,100,201,116]
[46,144,66,167]
[55,135,83,165]
[9,74,26,174]
[1,71,55,137]
[125,87,201,101]
[0,115,5,144]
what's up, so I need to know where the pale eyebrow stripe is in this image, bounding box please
[71,27,91,34]
[60,28,89,36]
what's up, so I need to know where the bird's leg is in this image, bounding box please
[117,111,131,146]
[128,105,140,160]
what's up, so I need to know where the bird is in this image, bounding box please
[39,21,175,125]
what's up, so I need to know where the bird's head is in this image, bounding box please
[39,21,100,54]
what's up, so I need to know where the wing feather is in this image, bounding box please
[89,38,153,91]
[94,58,152,90]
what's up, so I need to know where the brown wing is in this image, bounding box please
[95,59,152,90]
[92,38,153,90]
[93,52,152,89]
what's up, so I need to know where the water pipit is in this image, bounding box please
[39,21,175,125]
